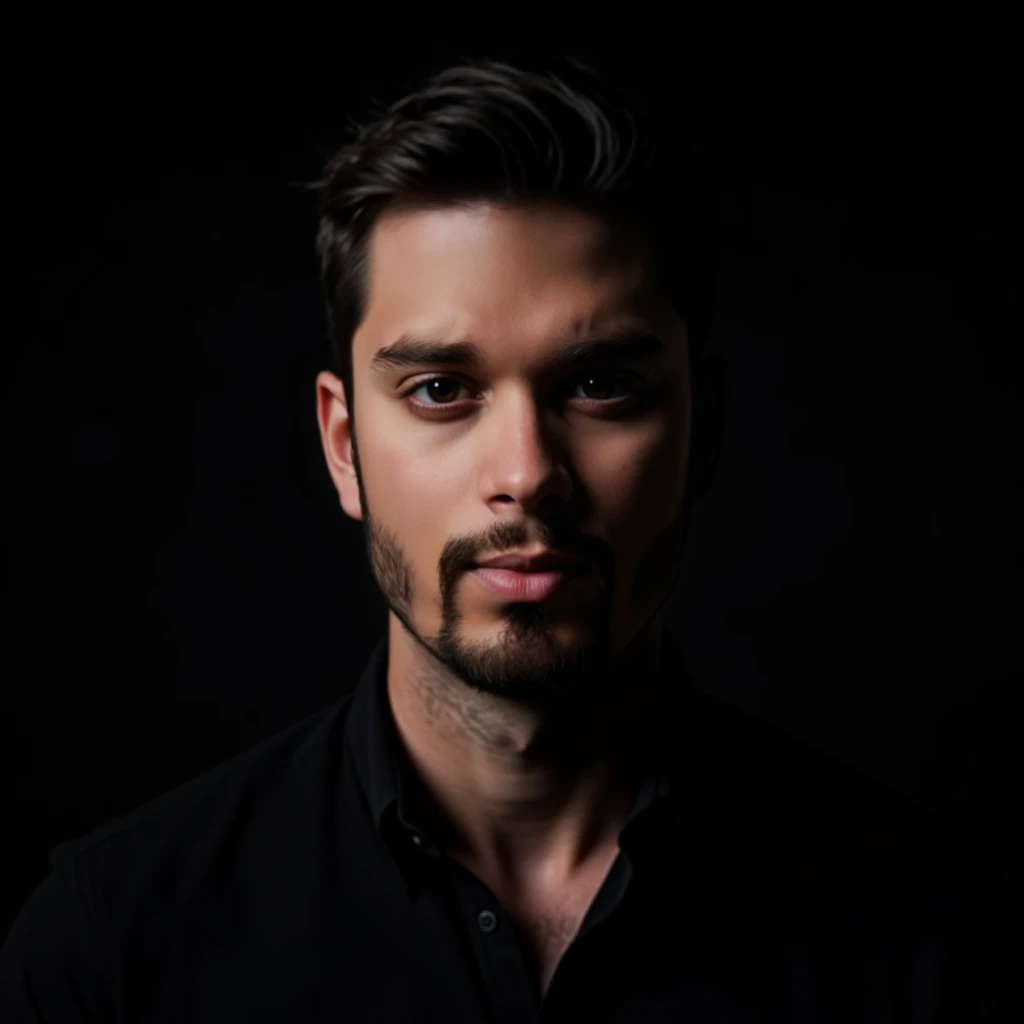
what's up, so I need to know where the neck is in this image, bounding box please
[388,620,664,890]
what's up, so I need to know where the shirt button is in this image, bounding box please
[477,909,498,933]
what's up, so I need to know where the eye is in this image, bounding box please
[399,372,644,415]
[570,372,637,402]
[401,377,475,407]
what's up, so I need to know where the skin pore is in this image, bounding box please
[315,200,694,910]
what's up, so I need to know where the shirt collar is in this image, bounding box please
[345,624,699,871]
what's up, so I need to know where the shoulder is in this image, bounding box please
[684,691,1023,1011]
[57,690,354,903]
[679,689,1013,916]
[1,692,357,1017]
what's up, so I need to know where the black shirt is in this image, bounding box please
[2,627,1021,1022]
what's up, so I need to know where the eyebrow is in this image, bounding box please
[370,328,666,375]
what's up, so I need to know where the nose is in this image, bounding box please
[479,389,573,514]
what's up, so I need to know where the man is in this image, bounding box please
[2,55,1020,1022]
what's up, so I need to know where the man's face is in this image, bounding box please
[318,200,692,706]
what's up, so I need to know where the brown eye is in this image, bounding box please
[572,373,631,401]
[402,377,470,405]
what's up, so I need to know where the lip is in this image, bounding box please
[474,550,585,572]
[470,566,584,601]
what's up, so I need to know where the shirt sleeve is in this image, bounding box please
[0,859,115,1024]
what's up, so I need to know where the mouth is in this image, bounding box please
[469,565,585,602]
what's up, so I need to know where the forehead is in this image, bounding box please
[353,201,675,367]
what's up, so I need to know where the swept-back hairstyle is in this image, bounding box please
[309,55,723,492]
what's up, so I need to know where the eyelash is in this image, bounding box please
[398,372,646,417]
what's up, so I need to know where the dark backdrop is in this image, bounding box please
[4,6,1020,940]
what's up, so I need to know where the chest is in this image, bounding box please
[512,907,585,998]
[501,857,620,999]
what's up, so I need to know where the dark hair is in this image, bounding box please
[309,55,721,431]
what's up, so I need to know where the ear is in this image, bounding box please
[315,370,363,521]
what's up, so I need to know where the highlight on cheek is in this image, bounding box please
[396,372,653,418]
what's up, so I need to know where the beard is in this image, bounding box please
[351,426,692,711]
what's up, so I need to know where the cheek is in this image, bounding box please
[580,418,687,522]
[645,425,690,507]
[404,458,461,506]
[371,439,468,541]
[581,418,689,600]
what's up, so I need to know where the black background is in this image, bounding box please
[4,5,1020,940]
